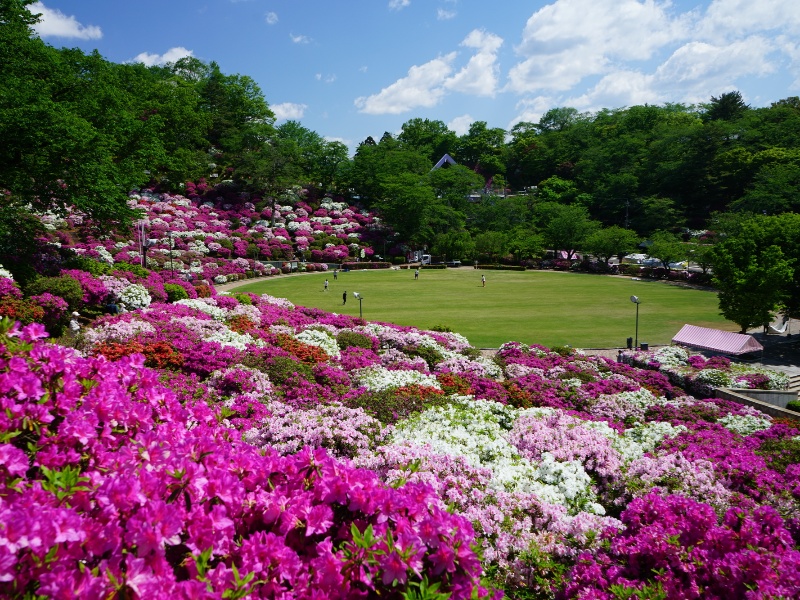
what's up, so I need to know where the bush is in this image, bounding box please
[476,264,526,271]
[24,276,84,310]
[232,293,253,305]
[343,386,450,424]
[265,355,314,385]
[787,400,800,413]
[0,297,45,325]
[113,262,150,278]
[336,330,376,351]
[164,283,189,303]
[402,344,444,370]
[61,256,112,276]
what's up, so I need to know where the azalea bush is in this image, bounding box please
[1,266,799,598]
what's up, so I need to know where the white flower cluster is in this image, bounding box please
[93,245,114,264]
[718,413,772,436]
[615,421,687,463]
[119,284,152,310]
[693,368,733,387]
[213,275,228,284]
[295,328,341,358]
[652,346,689,366]
[320,199,348,212]
[175,298,227,321]
[258,294,295,310]
[729,364,790,390]
[353,366,440,392]
[0,265,13,280]
[206,328,262,350]
[391,398,602,513]
[187,241,210,254]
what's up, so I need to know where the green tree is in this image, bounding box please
[646,231,687,271]
[234,137,301,227]
[275,120,349,193]
[474,231,508,262]
[537,203,599,260]
[454,121,506,179]
[398,118,457,164]
[583,226,640,265]
[703,91,749,122]
[507,228,545,262]
[431,230,474,262]
[427,164,483,212]
[378,173,437,247]
[713,241,793,332]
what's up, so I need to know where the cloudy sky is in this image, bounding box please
[31,0,800,153]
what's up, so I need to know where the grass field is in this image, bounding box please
[228,268,736,349]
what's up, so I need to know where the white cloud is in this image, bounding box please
[506,0,688,94]
[389,0,411,10]
[290,33,312,44]
[130,47,193,67]
[437,9,457,20]
[31,2,102,39]
[652,37,776,102]
[444,29,503,96]
[265,12,278,25]
[448,114,474,136]
[272,102,307,120]
[315,73,337,83]
[696,0,800,42]
[509,96,556,128]
[565,71,660,110]
[354,53,456,114]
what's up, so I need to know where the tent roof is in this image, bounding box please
[671,324,763,355]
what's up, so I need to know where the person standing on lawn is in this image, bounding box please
[342,290,347,305]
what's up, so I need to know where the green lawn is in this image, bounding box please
[228,268,736,348]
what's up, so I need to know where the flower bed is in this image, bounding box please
[1,266,799,598]
[625,345,790,396]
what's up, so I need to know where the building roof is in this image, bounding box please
[430,154,457,171]
[672,324,764,355]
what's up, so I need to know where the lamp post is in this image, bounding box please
[353,292,363,320]
[168,231,175,278]
[630,295,641,349]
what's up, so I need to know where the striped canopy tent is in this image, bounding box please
[672,324,764,355]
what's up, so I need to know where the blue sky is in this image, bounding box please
[31,0,800,154]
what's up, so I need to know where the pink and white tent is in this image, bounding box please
[672,324,764,355]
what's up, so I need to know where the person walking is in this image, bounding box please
[342,290,347,305]
[414,268,419,280]
[324,279,329,291]
[333,269,338,281]
[481,274,486,287]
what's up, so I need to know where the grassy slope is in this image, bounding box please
[230,268,735,348]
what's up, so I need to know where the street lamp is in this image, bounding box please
[630,295,641,349]
[353,292,363,320]
[168,231,175,278]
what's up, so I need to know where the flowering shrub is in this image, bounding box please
[0,320,490,598]
[2,264,798,598]
[563,493,800,598]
